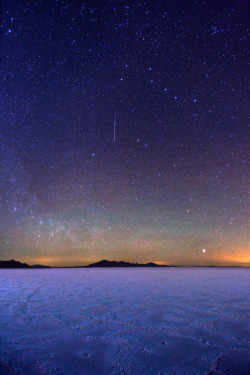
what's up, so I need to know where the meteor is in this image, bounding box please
[113,107,116,142]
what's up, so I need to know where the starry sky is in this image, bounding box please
[1,0,249,267]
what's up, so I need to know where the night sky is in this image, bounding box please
[1,0,249,267]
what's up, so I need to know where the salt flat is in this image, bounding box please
[0,268,249,375]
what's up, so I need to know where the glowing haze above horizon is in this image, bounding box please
[1,1,249,267]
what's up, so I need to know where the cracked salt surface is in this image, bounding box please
[0,268,249,375]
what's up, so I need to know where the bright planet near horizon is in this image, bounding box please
[1,0,249,268]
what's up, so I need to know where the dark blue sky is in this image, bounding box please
[1,0,249,266]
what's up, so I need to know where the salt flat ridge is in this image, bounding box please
[0,268,249,374]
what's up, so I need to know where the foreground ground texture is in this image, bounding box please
[0,268,249,375]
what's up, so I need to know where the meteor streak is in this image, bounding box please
[113,107,116,142]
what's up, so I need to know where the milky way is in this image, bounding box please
[1,1,249,266]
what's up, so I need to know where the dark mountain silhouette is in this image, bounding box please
[0,260,50,268]
[85,260,169,267]
[0,259,31,268]
[0,259,169,268]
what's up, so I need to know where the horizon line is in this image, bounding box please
[0,259,249,268]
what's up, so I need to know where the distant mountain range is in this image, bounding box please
[0,259,168,268]
[84,260,169,267]
[0,260,50,268]
[0,259,246,268]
